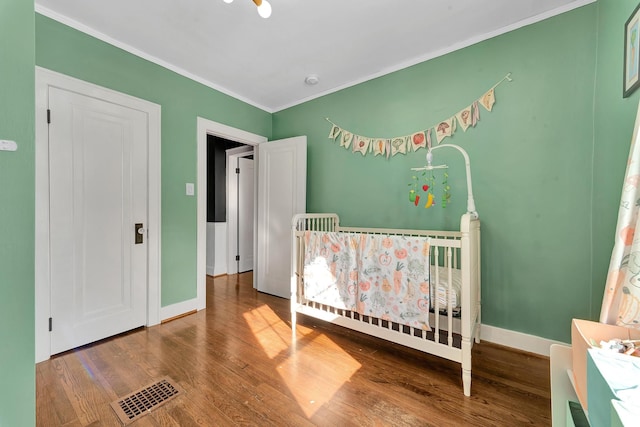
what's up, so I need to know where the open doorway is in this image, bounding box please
[205,136,254,277]
[207,135,246,276]
[226,147,254,274]
[196,118,267,309]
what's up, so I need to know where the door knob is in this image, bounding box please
[135,223,144,244]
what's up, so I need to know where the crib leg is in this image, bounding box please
[291,310,297,342]
[462,336,472,396]
[289,288,298,343]
[291,271,297,342]
[463,369,471,397]
[474,305,481,344]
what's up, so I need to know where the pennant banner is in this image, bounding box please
[325,73,512,158]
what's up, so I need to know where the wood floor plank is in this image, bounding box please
[36,362,79,426]
[37,272,552,426]
[52,356,120,425]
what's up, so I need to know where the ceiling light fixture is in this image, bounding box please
[223,0,272,19]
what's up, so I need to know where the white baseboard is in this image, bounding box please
[160,298,200,322]
[481,324,567,357]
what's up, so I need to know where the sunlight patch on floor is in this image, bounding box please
[244,304,361,418]
[282,333,362,418]
[243,304,292,359]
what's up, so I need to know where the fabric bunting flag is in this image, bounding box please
[373,139,388,156]
[435,118,454,144]
[391,137,408,156]
[329,124,341,140]
[472,101,480,126]
[340,131,354,149]
[352,136,371,155]
[480,88,495,111]
[456,106,473,132]
[410,132,427,151]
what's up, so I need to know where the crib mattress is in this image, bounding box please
[433,266,462,310]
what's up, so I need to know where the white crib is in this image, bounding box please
[291,212,481,396]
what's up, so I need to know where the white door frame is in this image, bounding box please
[226,146,254,275]
[196,118,267,306]
[35,67,162,363]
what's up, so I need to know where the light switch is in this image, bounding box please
[186,183,195,196]
[0,140,17,152]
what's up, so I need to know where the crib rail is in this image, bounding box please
[292,213,339,233]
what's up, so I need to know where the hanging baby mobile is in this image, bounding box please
[325,73,512,210]
[409,165,450,209]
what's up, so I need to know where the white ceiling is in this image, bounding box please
[35,0,593,113]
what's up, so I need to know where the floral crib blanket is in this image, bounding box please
[303,231,431,331]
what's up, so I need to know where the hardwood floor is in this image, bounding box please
[36,273,551,426]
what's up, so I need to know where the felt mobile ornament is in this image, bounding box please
[408,174,422,206]
[441,172,451,208]
[424,172,436,209]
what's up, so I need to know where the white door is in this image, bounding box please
[256,136,307,298]
[226,147,254,275]
[48,87,148,355]
[238,157,254,272]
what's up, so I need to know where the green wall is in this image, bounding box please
[274,5,599,343]
[592,1,640,322]
[35,14,272,306]
[6,2,632,423]
[0,1,35,426]
[27,0,640,346]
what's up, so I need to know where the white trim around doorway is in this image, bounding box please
[196,118,267,309]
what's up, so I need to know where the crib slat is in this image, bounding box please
[447,247,453,347]
[434,246,440,335]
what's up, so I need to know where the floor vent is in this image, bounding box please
[110,376,183,425]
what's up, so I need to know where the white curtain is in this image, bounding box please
[601,101,640,328]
